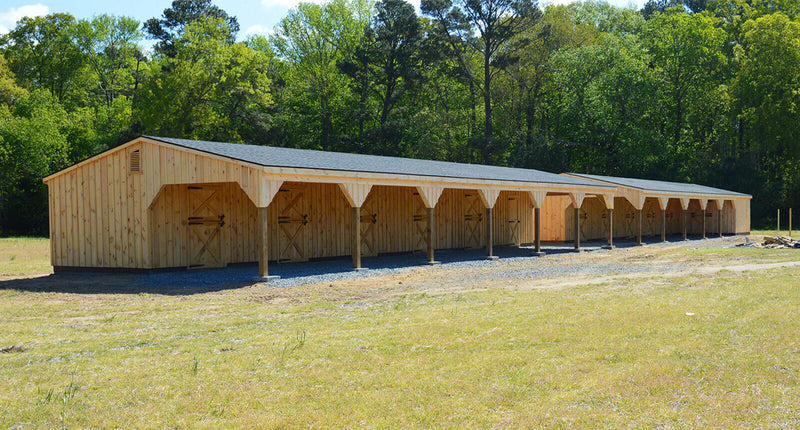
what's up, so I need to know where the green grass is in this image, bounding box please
[0,237,51,275]
[1,246,800,427]
[752,229,800,240]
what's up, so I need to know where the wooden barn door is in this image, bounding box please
[361,195,378,257]
[187,185,226,269]
[413,191,427,253]
[277,186,309,262]
[507,193,521,246]
[464,192,483,249]
[578,206,589,242]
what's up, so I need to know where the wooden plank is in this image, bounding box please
[66,171,75,266]
[85,161,95,266]
[78,162,87,267]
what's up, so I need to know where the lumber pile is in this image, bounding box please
[737,236,800,249]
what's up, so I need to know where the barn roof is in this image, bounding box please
[565,173,751,198]
[144,136,613,188]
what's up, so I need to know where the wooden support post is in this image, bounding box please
[426,207,438,264]
[778,209,780,234]
[486,207,494,258]
[528,190,547,257]
[605,208,614,249]
[636,209,643,245]
[790,208,793,237]
[533,207,543,256]
[719,205,723,238]
[574,206,581,251]
[353,206,362,269]
[257,207,269,278]
[661,209,667,242]
[682,209,688,241]
[702,208,707,239]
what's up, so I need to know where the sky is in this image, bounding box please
[1,0,646,41]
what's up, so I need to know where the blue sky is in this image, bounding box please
[1,0,645,45]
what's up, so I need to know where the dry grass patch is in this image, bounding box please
[0,237,50,276]
[2,259,800,427]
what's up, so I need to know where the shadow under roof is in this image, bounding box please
[567,173,750,198]
[145,136,613,188]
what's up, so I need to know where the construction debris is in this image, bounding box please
[737,236,800,249]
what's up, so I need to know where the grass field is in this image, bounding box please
[752,229,800,239]
[0,237,51,276]
[1,238,799,427]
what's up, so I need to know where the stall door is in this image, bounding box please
[413,191,428,253]
[277,186,308,262]
[360,195,378,257]
[464,192,484,249]
[187,185,226,269]
[507,193,521,246]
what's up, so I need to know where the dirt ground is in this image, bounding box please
[2,236,795,306]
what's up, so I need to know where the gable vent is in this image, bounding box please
[130,150,141,173]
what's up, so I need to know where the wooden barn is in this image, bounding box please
[560,173,751,246]
[42,136,751,276]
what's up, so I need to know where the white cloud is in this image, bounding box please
[245,24,272,36]
[260,0,326,9]
[0,4,49,34]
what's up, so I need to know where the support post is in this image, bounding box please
[601,194,614,250]
[790,208,793,237]
[702,207,707,239]
[682,209,688,241]
[719,204,723,238]
[532,207,544,256]
[486,207,494,258]
[258,207,269,277]
[636,209,643,245]
[256,207,279,281]
[528,190,547,257]
[353,206,362,269]
[574,206,581,251]
[661,209,667,242]
[604,208,614,249]
[426,207,439,264]
[778,209,780,234]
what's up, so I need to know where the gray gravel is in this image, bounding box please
[134,235,746,290]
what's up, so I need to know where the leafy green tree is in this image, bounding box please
[0,56,27,106]
[271,0,371,150]
[552,33,666,177]
[74,14,145,108]
[498,3,600,168]
[0,90,73,234]
[642,8,726,148]
[144,0,239,57]
[1,13,89,107]
[731,12,800,217]
[734,12,800,157]
[423,0,543,158]
[136,18,272,142]
[336,0,424,155]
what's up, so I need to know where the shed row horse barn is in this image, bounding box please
[43,136,751,276]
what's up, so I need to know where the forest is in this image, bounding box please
[1,0,798,235]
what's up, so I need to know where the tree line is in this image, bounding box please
[1,0,798,235]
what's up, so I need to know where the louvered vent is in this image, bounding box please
[130,149,141,173]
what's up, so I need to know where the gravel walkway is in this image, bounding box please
[135,235,744,289]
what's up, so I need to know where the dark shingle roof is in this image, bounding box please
[567,173,750,198]
[145,136,612,188]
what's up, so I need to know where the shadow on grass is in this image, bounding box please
[0,235,715,295]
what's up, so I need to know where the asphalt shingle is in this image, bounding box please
[145,136,613,188]
[567,173,750,197]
